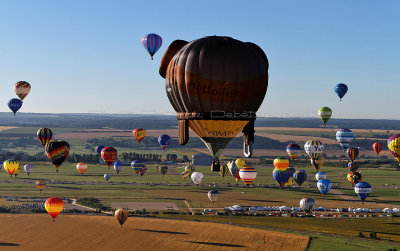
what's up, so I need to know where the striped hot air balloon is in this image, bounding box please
[286,144,301,162]
[219,164,228,178]
[372,142,383,155]
[114,161,122,174]
[45,140,70,172]
[101,147,118,168]
[318,107,332,125]
[131,160,145,176]
[310,155,324,171]
[142,33,162,60]
[239,165,257,187]
[139,166,147,176]
[273,157,289,172]
[388,135,400,165]
[348,161,360,173]
[181,170,191,179]
[354,182,371,201]
[36,180,46,192]
[336,129,354,151]
[37,128,53,147]
[132,128,146,143]
[293,169,307,186]
[14,81,31,101]
[346,147,359,162]
[4,160,19,177]
[115,209,129,227]
[304,140,324,160]
[76,163,87,175]
[45,197,64,221]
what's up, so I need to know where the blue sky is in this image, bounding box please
[0,0,398,119]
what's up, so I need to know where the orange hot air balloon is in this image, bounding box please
[133,128,146,143]
[273,157,289,172]
[45,197,64,221]
[76,162,87,174]
[101,147,118,168]
[115,209,129,227]
[372,142,382,155]
[36,180,46,192]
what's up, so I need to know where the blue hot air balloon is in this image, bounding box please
[142,33,162,60]
[158,134,171,150]
[131,160,145,176]
[96,145,105,155]
[8,98,23,116]
[114,160,122,174]
[336,129,354,151]
[293,169,307,186]
[334,83,348,101]
[354,182,371,201]
[317,179,332,196]
[272,169,290,188]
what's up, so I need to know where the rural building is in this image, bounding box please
[191,153,213,166]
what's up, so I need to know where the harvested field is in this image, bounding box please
[110,202,178,210]
[0,214,309,250]
[0,126,16,132]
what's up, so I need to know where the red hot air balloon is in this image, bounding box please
[372,142,383,155]
[101,147,118,168]
[45,197,64,221]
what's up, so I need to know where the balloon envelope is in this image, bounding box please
[158,134,171,150]
[131,160,145,176]
[115,209,129,226]
[104,173,111,181]
[346,147,359,162]
[8,98,22,115]
[273,157,289,172]
[336,129,354,150]
[14,81,31,101]
[348,161,360,173]
[76,163,87,174]
[142,33,162,59]
[293,169,307,186]
[334,83,348,100]
[36,180,46,191]
[317,179,332,195]
[45,197,63,220]
[24,164,33,175]
[45,140,70,171]
[37,128,53,147]
[311,156,324,171]
[304,140,324,159]
[239,165,257,186]
[160,165,168,176]
[208,190,219,203]
[286,144,301,161]
[272,169,290,188]
[315,172,327,181]
[300,198,315,213]
[114,161,122,174]
[388,135,400,164]
[354,182,371,201]
[372,142,383,155]
[347,172,362,185]
[4,160,19,177]
[191,172,204,185]
[133,128,146,143]
[318,107,332,125]
[101,147,118,167]
[96,145,105,155]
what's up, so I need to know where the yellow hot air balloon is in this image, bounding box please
[388,135,400,165]
[235,159,246,169]
[4,160,19,177]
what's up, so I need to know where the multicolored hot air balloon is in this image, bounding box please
[239,165,257,187]
[273,157,289,172]
[317,179,331,196]
[8,98,22,116]
[208,190,220,205]
[293,169,307,186]
[132,128,146,143]
[348,161,360,173]
[272,169,290,188]
[131,160,145,176]
[104,173,111,182]
[45,197,63,221]
[76,163,87,175]
[95,145,105,155]
[300,198,315,214]
[388,135,400,165]
[158,134,170,150]
[160,165,168,176]
[4,160,19,177]
[336,129,354,151]
[191,172,204,185]
[101,147,118,169]
[14,81,31,101]
[115,209,129,227]
[318,107,332,125]
[24,164,33,176]
[142,33,162,60]
[185,165,195,173]
[181,169,191,179]
[372,142,383,155]
[286,144,301,162]
[315,171,327,181]
[347,172,362,185]
[159,36,269,159]
[285,167,296,186]
[139,166,147,176]
[227,161,240,181]
[334,83,348,101]
[304,140,324,160]
[37,128,53,147]
[36,180,46,192]
[311,155,324,171]
[45,140,70,172]
[346,147,359,162]
[354,182,371,201]
[114,161,122,174]
[219,164,228,178]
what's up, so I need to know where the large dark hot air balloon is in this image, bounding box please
[45,140,70,172]
[159,36,269,159]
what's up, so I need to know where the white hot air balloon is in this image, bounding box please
[208,190,220,205]
[104,173,111,181]
[191,172,204,185]
[315,172,327,181]
[300,198,315,214]
[24,164,33,176]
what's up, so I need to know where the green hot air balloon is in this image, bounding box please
[318,107,332,125]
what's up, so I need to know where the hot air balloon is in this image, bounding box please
[219,164,228,178]
[239,165,257,187]
[36,180,46,192]
[336,129,354,151]
[273,157,289,172]
[272,169,290,188]
[347,172,362,185]
[227,161,239,179]
[158,134,170,150]
[315,172,327,181]
[304,140,324,160]
[104,173,111,181]
[160,165,168,176]
[293,169,307,186]
[14,81,31,101]
[300,198,315,214]
[45,197,63,221]
[159,36,269,159]
[114,161,122,174]
[131,160,145,176]
[139,166,147,176]
[181,170,190,179]
[142,33,162,60]
[96,145,105,155]
[354,182,371,202]
[286,144,301,163]
[76,162,87,175]
[132,128,146,143]
[8,98,22,116]
[191,172,204,185]
[208,190,220,205]
[348,161,360,173]
[388,135,400,165]
[4,159,19,177]
[115,209,129,227]
[334,83,348,101]
[285,167,296,186]
[318,107,332,125]
[317,179,331,196]
[346,147,359,162]
[310,155,324,171]
[185,164,195,173]
[45,140,70,172]
[211,159,221,172]
[37,128,53,147]
[235,159,246,169]
[372,142,383,155]
[101,147,118,169]
[24,164,33,176]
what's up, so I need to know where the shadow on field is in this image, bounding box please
[185,241,245,247]
[50,186,81,190]
[0,242,20,246]
[240,199,281,203]
[134,229,188,235]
